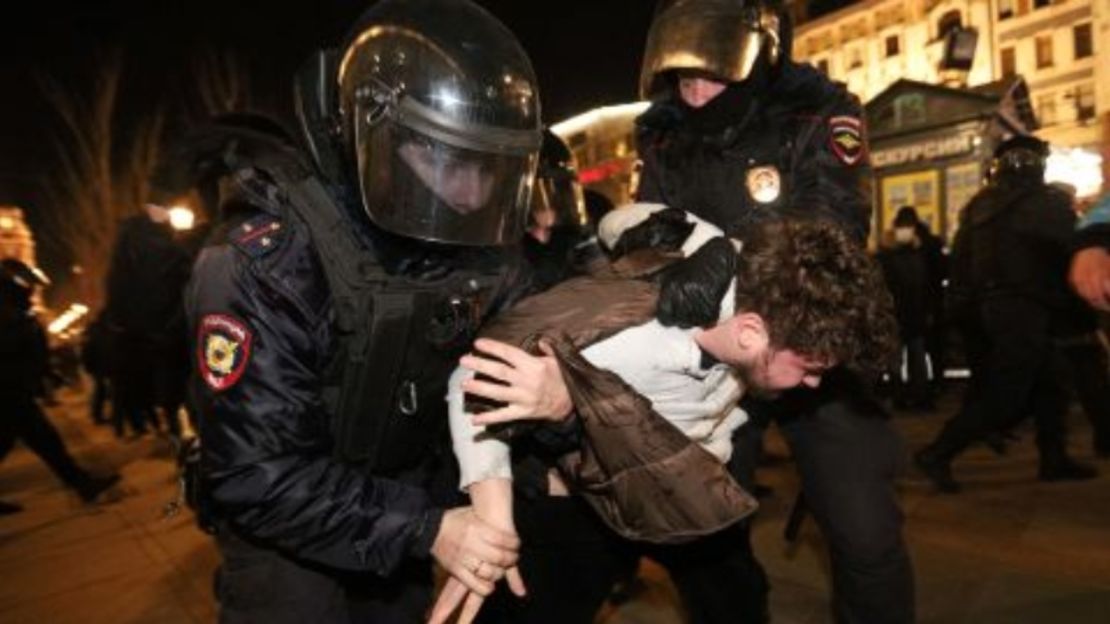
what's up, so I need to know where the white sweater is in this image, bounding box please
[447,319,748,489]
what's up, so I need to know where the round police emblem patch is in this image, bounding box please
[198,314,253,392]
[746,165,782,204]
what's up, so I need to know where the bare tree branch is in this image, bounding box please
[36,50,165,308]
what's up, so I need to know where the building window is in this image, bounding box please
[885,35,900,57]
[1035,35,1054,69]
[1074,23,1093,60]
[848,47,863,70]
[1033,0,1050,8]
[1001,47,1016,77]
[1037,93,1057,126]
[1075,83,1096,121]
[1017,0,1031,15]
[998,0,1015,19]
[937,10,962,40]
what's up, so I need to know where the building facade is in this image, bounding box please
[793,0,1108,199]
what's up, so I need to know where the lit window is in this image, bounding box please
[1035,35,1054,69]
[848,47,863,70]
[1001,47,1016,77]
[1075,84,1096,121]
[1037,93,1057,126]
[1074,23,1093,60]
[885,35,900,58]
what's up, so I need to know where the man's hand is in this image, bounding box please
[430,507,519,597]
[460,338,573,427]
[1070,247,1110,311]
[428,493,526,624]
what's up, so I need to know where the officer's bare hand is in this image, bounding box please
[428,568,526,624]
[430,507,519,597]
[1070,247,1110,311]
[460,338,573,427]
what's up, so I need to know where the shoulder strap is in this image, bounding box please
[247,146,419,465]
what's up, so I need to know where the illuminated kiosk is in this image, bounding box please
[865,77,1039,243]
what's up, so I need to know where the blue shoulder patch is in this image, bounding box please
[229,213,286,259]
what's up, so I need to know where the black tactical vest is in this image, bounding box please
[219,130,520,479]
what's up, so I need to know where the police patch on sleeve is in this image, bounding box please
[198,314,253,392]
[828,116,865,166]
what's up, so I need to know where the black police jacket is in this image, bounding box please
[635,61,871,243]
[947,180,1076,313]
[0,309,49,401]
[185,157,522,576]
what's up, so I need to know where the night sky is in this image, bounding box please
[0,1,656,245]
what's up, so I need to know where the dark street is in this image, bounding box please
[2,382,1107,624]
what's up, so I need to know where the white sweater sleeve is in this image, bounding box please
[447,365,513,490]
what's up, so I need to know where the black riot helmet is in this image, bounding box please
[530,129,586,239]
[336,0,543,246]
[990,135,1049,185]
[0,258,49,312]
[640,0,792,99]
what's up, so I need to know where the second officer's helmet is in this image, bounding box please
[529,129,587,242]
[0,258,48,312]
[337,0,543,246]
[640,0,792,99]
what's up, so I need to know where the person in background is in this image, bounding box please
[523,129,605,290]
[879,206,938,411]
[80,312,112,426]
[916,135,1098,493]
[103,201,192,441]
[0,258,120,512]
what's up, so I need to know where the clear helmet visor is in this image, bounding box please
[533,170,586,228]
[357,116,537,246]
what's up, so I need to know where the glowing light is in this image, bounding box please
[550,102,652,140]
[168,206,196,231]
[1045,146,1103,199]
[0,216,12,230]
[47,303,89,335]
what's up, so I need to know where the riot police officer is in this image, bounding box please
[184,1,554,621]
[523,129,607,289]
[633,1,912,622]
[916,135,1097,491]
[1,259,120,508]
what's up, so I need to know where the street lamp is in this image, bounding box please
[168,205,196,231]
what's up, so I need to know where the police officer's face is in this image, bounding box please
[677,72,728,109]
[527,206,557,244]
[398,141,496,215]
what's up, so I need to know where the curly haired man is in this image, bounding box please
[433,207,898,624]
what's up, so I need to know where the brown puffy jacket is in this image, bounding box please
[476,254,757,544]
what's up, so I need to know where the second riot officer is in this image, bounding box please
[184,1,558,621]
[634,1,913,622]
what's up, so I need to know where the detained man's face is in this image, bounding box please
[740,349,832,399]
[707,313,834,399]
[398,141,495,215]
[677,73,728,109]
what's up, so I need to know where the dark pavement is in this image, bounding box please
[1,381,1108,623]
